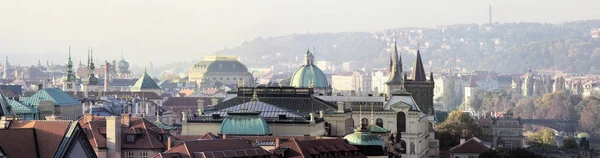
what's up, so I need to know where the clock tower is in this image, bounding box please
[62,47,78,92]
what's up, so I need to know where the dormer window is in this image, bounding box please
[126,134,136,143]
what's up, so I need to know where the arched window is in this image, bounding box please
[397,112,406,133]
[376,118,384,127]
[361,118,368,127]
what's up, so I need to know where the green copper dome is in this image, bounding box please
[366,124,389,133]
[343,131,386,149]
[290,65,329,88]
[219,109,270,136]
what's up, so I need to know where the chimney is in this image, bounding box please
[211,98,219,106]
[337,102,345,113]
[319,110,324,118]
[121,113,131,127]
[460,138,466,145]
[84,113,93,122]
[104,61,110,92]
[309,113,315,125]
[275,138,281,148]
[106,116,122,158]
[0,116,10,129]
[222,134,227,139]
[197,99,205,115]
[45,115,62,121]
[167,136,172,151]
[351,90,356,96]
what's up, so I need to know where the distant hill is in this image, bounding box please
[175,20,600,74]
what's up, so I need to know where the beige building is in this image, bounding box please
[331,70,371,96]
[188,55,253,89]
[478,111,524,149]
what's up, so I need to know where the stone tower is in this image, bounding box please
[384,37,403,97]
[402,47,435,114]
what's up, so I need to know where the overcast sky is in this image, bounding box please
[1,0,599,67]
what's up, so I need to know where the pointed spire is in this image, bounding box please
[410,44,427,81]
[385,36,403,84]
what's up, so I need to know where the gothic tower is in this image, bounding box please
[384,38,403,97]
[62,47,77,91]
[402,47,435,114]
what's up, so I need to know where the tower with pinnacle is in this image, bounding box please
[402,44,435,115]
[62,47,78,91]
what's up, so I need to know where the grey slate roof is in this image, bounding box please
[203,101,304,118]
[207,95,337,114]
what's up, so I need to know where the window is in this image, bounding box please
[376,118,384,127]
[361,118,368,127]
[226,78,229,80]
[232,64,236,69]
[233,77,237,80]
[125,152,134,158]
[140,152,148,158]
[126,135,136,143]
[504,142,513,149]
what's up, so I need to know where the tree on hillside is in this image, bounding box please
[435,111,482,147]
[528,129,556,148]
[580,97,600,136]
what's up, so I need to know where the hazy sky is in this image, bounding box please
[1,0,599,67]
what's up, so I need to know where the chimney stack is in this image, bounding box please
[351,90,356,96]
[121,113,131,127]
[460,138,466,145]
[106,116,122,158]
[337,102,345,113]
[222,134,227,139]
[197,99,204,115]
[275,138,281,149]
[309,113,315,125]
[167,136,172,151]
[0,116,10,129]
[45,115,62,121]
[84,113,94,123]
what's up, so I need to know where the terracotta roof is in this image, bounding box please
[448,137,489,154]
[78,116,168,150]
[0,128,40,158]
[278,138,365,158]
[156,139,271,158]
[8,120,74,158]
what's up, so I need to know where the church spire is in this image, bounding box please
[385,36,403,84]
[410,44,427,81]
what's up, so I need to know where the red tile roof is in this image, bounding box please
[448,137,489,154]
[78,116,168,150]
[0,128,40,158]
[9,120,73,158]
[155,139,271,158]
[279,138,365,158]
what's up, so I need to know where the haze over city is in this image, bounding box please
[2,0,600,67]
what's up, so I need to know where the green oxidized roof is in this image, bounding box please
[8,99,38,114]
[366,124,389,133]
[153,120,175,130]
[22,88,80,107]
[220,109,270,136]
[343,131,386,149]
[131,69,161,90]
[0,91,13,116]
[289,65,329,88]
[392,89,412,96]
